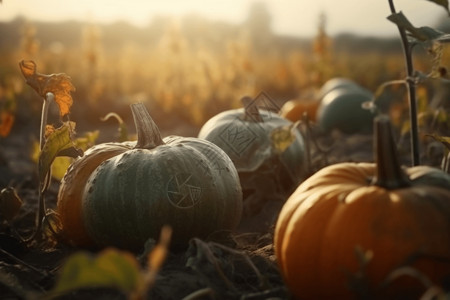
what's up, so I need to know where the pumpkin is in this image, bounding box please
[316,86,375,134]
[274,114,450,299]
[279,99,320,122]
[318,77,372,99]
[58,102,243,250]
[198,95,307,216]
[57,141,135,246]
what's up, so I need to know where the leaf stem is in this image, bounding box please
[388,0,420,166]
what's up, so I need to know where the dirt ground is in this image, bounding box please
[0,111,444,300]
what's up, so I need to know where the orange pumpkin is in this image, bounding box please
[279,99,320,122]
[57,141,135,246]
[274,115,450,299]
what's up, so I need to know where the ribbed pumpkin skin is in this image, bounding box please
[198,108,306,192]
[274,162,450,299]
[82,136,242,250]
[57,141,135,246]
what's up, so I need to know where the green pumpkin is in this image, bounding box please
[317,87,375,134]
[318,77,372,99]
[198,96,307,216]
[82,103,243,250]
[58,140,136,247]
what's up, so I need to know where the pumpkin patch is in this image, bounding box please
[3,1,450,298]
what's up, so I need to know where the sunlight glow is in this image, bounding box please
[1,0,448,37]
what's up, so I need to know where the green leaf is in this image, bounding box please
[38,122,82,186]
[426,0,450,14]
[387,12,450,42]
[52,248,142,296]
[387,12,424,39]
[415,26,450,42]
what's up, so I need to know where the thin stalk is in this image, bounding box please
[26,92,54,243]
[40,93,53,150]
[388,0,420,166]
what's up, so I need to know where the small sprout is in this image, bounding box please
[101,112,128,142]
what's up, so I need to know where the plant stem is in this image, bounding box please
[26,92,54,243]
[388,0,420,166]
[40,93,53,150]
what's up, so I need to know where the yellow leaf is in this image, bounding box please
[51,157,73,181]
[52,248,142,296]
[270,121,300,154]
[31,130,99,180]
[38,121,81,187]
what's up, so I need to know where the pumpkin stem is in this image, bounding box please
[131,102,165,149]
[241,96,263,122]
[372,115,410,189]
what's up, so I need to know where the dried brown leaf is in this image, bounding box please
[19,60,75,117]
[0,111,15,137]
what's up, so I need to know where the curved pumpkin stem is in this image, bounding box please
[241,96,263,122]
[130,102,165,149]
[372,114,410,189]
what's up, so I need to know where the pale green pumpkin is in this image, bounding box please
[198,96,307,200]
[81,103,243,250]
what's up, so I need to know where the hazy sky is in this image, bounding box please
[1,0,448,37]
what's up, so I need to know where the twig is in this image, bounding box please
[191,239,238,293]
[210,241,270,290]
[0,248,48,276]
[182,287,215,300]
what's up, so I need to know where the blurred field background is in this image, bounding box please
[1,2,450,143]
